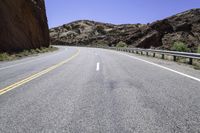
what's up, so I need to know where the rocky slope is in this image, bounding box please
[0,0,49,52]
[50,9,200,52]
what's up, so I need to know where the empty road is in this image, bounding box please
[0,46,200,133]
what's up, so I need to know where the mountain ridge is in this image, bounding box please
[50,8,200,52]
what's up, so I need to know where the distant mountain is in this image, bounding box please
[0,0,49,52]
[50,9,200,52]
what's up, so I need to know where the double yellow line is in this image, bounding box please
[0,49,80,95]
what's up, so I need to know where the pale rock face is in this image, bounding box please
[0,0,49,52]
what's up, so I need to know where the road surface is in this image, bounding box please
[0,46,200,133]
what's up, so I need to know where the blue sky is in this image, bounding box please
[45,0,200,28]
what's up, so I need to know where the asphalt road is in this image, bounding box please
[0,46,200,133]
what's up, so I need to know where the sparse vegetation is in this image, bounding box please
[96,25,106,34]
[116,41,127,48]
[171,41,189,52]
[197,47,200,53]
[0,46,58,61]
[0,53,13,61]
[95,40,109,47]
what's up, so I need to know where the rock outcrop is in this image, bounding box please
[50,9,200,52]
[0,0,49,52]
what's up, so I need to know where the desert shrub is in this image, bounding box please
[171,41,189,52]
[30,49,37,54]
[96,40,108,46]
[20,50,30,56]
[0,46,58,61]
[96,25,106,34]
[0,53,10,61]
[197,47,200,53]
[35,48,42,53]
[116,41,127,47]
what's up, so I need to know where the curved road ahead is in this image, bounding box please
[0,46,200,132]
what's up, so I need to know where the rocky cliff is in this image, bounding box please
[50,9,200,52]
[0,0,49,52]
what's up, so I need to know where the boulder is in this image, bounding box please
[136,31,161,48]
[150,19,173,34]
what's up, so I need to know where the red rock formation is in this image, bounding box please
[0,0,49,52]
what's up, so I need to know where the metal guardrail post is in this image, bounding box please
[162,54,164,59]
[189,58,193,65]
[173,56,177,62]
[106,47,199,66]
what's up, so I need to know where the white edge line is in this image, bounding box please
[110,50,200,82]
[96,62,100,71]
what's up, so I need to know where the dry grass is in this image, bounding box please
[0,46,58,61]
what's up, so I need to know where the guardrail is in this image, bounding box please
[104,47,200,65]
[54,43,200,65]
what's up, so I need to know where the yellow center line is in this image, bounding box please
[0,49,80,95]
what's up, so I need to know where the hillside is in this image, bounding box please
[50,9,200,52]
[0,0,49,52]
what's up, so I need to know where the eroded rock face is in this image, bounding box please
[50,9,200,52]
[0,0,49,52]
[161,32,199,51]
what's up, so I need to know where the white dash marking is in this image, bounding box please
[96,62,100,71]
